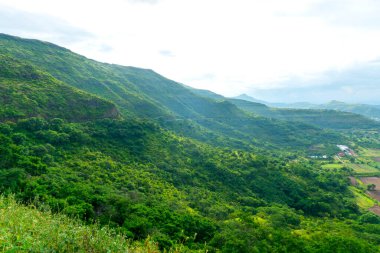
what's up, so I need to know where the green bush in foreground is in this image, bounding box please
[0,195,160,252]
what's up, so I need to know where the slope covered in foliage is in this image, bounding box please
[1,115,380,251]
[0,195,159,252]
[190,88,380,130]
[228,98,380,130]
[0,54,118,122]
[0,33,380,252]
[0,33,346,151]
[233,93,380,122]
[317,100,380,121]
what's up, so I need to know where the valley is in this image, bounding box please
[322,144,380,218]
[0,33,380,252]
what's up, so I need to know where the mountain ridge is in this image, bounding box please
[0,33,348,151]
[190,89,380,130]
[232,93,380,120]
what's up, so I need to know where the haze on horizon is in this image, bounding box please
[0,0,380,104]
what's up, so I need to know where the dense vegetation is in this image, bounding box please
[0,33,380,252]
[233,93,380,122]
[0,54,118,122]
[1,117,380,251]
[0,195,158,252]
[230,98,380,130]
[189,89,380,131]
[305,100,380,120]
[0,33,348,151]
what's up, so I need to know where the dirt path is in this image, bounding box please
[349,176,358,186]
[359,177,380,201]
[369,206,380,216]
[360,177,380,185]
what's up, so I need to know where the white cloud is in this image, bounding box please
[0,5,94,44]
[248,59,380,104]
[0,0,380,102]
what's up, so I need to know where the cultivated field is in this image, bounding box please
[369,205,380,216]
[359,177,380,201]
[350,186,376,209]
[360,148,380,164]
[322,148,380,176]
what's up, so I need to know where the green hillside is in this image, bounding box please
[0,33,346,151]
[0,54,118,122]
[229,98,380,130]
[1,33,380,252]
[319,101,380,120]
[0,195,157,252]
[1,115,380,252]
[191,89,380,130]
[234,93,380,122]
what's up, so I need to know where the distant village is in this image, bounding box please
[336,145,355,157]
[309,155,328,159]
[309,144,355,159]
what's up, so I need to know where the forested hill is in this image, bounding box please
[1,33,380,252]
[228,98,380,130]
[0,54,118,122]
[190,88,380,130]
[233,93,380,121]
[0,33,344,150]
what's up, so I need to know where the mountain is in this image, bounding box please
[195,90,380,130]
[235,93,380,121]
[0,33,346,151]
[279,100,380,121]
[0,54,118,122]
[1,33,380,252]
[228,98,380,130]
[233,93,268,104]
[319,101,380,120]
[183,84,226,101]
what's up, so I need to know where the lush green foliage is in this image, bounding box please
[228,98,380,130]
[291,100,380,121]
[0,33,380,252]
[0,118,379,251]
[232,94,380,121]
[0,195,160,252]
[0,54,118,122]
[0,33,347,151]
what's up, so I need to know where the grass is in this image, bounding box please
[360,148,380,157]
[358,148,380,166]
[0,195,160,253]
[349,186,376,209]
[327,151,380,175]
[349,164,380,174]
[321,163,344,169]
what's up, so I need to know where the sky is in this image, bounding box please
[0,0,380,104]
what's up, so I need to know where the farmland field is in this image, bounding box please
[349,186,376,209]
[361,148,380,157]
[369,205,380,216]
[321,163,344,169]
[321,161,380,175]
[359,177,380,201]
[350,164,380,174]
[360,148,380,163]
[323,148,380,175]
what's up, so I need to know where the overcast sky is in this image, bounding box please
[1,0,380,104]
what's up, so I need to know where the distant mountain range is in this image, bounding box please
[187,88,380,130]
[233,94,380,121]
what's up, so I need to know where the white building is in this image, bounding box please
[337,145,349,152]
